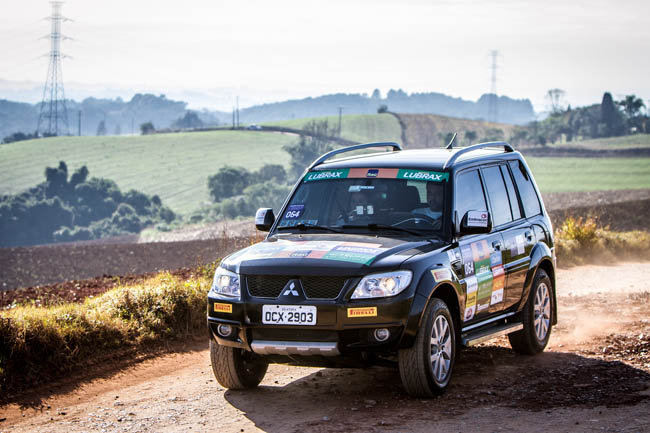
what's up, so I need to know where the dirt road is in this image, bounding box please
[2,263,650,432]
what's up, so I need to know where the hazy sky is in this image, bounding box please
[1,0,649,112]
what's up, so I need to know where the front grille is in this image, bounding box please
[246,275,290,298]
[245,275,349,299]
[302,276,348,299]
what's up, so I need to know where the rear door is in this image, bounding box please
[501,161,542,308]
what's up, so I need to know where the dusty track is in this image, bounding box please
[2,262,650,432]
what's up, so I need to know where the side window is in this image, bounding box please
[481,166,512,227]
[455,170,487,220]
[509,160,541,217]
[500,164,522,220]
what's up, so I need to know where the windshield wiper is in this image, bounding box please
[277,223,342,233]
[342,223,424,237]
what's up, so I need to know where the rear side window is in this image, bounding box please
[481,166,512,226]
[500,165,522,220]
[509,160,541,217]
[455,170,487,220]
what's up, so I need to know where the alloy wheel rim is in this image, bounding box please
[534,282,551,341]
[430,315,452,383]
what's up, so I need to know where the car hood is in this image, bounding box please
[221,233,438,276]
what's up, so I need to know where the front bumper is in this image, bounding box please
[206,294,413,357]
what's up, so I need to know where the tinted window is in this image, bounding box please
[509,160,541,217]
[455,170,487,220]
[482,166,512,226]
[500,164,522,220]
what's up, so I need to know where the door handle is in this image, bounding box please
[492,241,502,251]
[525,231,533,242]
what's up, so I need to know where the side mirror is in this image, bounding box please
[255,208,275,232]
[459,210,492,235]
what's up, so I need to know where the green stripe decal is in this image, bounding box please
[397,169,448,182]
[303,168,350,182]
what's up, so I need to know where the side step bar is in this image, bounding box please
[461,322,523,347]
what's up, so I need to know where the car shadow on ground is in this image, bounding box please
[224,345,650,433]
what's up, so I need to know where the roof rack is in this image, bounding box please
[308,141,402,170]
[442,141,515,170]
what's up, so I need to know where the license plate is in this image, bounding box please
[262,305,317,325]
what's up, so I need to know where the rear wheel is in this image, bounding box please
[508,269,553,355]
[210,339,268,389]
[398,298,456,397]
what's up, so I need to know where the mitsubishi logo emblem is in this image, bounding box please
[283,281,299,296]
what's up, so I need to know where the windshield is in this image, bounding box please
[275,167,448,236]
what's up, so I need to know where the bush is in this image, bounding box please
[0,272,209,395]
[207,166,251,202]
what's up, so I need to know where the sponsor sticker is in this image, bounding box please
[366,169,379,177]
[471,240,491,261]
[431,268,452,283]
[397,169,449,182]
[490,251,502,267]
[303,168,350,182]
[290,250,311,258]
[347,307,378,317]
[461,245,474,276]
[447,249,458,262]
[214,303,232,313]
[464,275,478,321]
[491,289,504,305]
[467,210,489,228]
[283,204,305,220]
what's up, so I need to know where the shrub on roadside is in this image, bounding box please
[0,272,210,396]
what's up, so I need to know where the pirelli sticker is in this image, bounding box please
[214,303,233,313]
[347,307,378,318]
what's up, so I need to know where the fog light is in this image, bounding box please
[217,324,233,337]
[373,328,390,342]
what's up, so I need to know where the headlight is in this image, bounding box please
[209,267,241,300]
[351,270,412,299]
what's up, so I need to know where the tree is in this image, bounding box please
[617,95,645,119]
[207,166,251,202]
[601,92,624,137]
[173,111,204,129]
[2,131,37,144]
[464,130,477,145]
[96,120,106,136]
[282,120,337,180]
[377,104,388,113]
[545,89,566,115]
[140,121,155,135]
[255,164,287,184]
[371,89,382,100]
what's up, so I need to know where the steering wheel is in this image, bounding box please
[393,215,440,229]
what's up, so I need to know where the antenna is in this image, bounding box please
[488,49,499,123]
[36,1,70,137]
[446,132,457,149]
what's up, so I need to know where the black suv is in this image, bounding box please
[207,141,557,397]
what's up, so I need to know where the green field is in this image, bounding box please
[547,134,650,150]
[266,113,402,144]
[527,157,650,192]
[0,131,293,214]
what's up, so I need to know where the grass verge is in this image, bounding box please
[0,267,214,398]
[555,217,650,266]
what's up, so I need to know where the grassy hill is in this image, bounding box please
[395,113,517,148]
[0,131,293,215]
[265,113,402,144]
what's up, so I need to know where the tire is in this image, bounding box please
[398,298,456,397]
[209,339,268,389]
[508,269,554,355]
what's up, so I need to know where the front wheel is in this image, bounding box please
[210,339,268,389]
[398,298,456,397]
[508,269,554,355]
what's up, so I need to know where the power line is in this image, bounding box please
[36,1,70,137]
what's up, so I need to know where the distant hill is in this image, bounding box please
[1,89,534,140]
[237,91,534,126]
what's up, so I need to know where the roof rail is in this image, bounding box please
[442,141,515,170]
[308,141,402,170]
